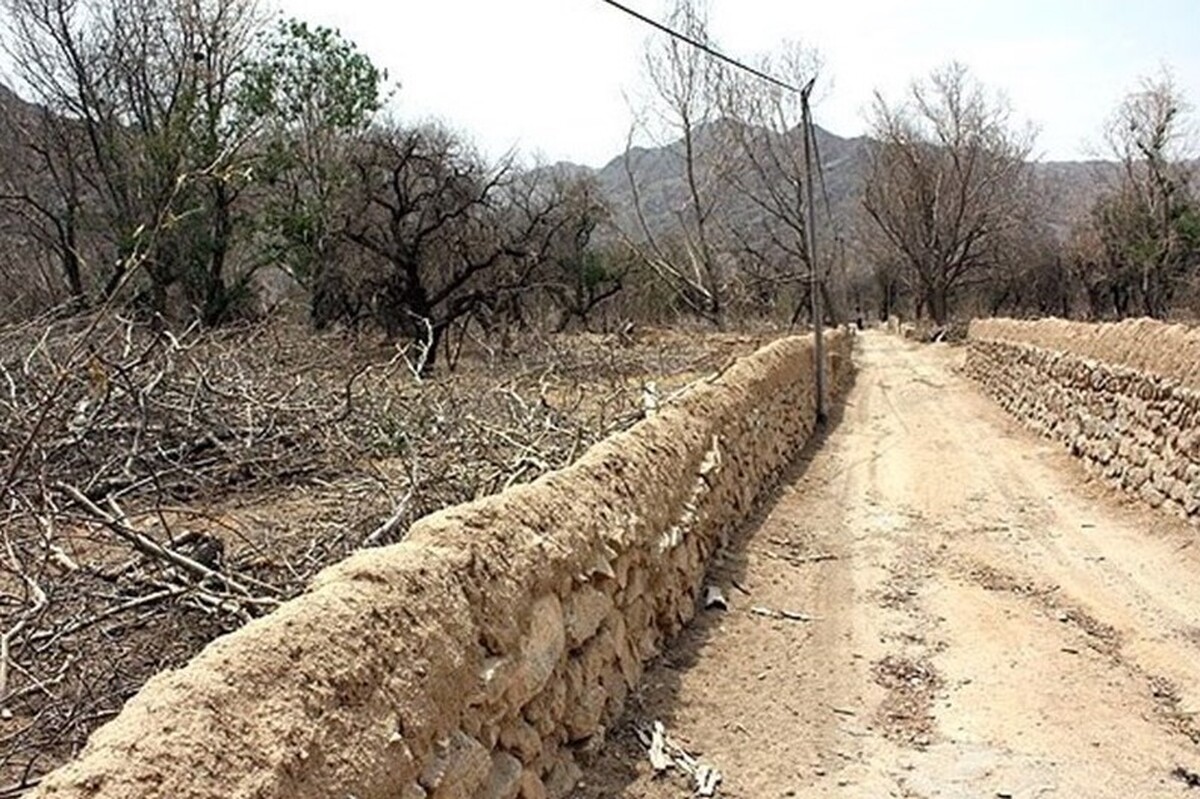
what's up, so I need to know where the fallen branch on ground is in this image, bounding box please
[636,720,724,797]
[750,606,819,622]
[57,483,275,604]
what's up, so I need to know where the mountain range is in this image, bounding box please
[557,121,1120,254]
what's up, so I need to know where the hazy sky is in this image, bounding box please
[277,1,1196,166]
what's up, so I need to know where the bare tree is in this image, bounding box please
[1,0,264,322]
[621,0,730,327]
[0,87,93,309]
[1090,72,1197,318]
[863,62,1034,325]
[979,214,1069,317]
[1063,222,1114,319]
[339,123,573,370]
[187,0,265,323]
[539,173,626,331]
[717,42,832,321]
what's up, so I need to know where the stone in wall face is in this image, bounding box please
[419,730,491,798]
[608,613,640,688]
[621,557,648,605]
[480,656,515,706]
[506,595,566,708]
[483,752,524,799]
[563,587,614,650]
[602,661,629,720]
[518,769,549,799]
[1185,429,1200,461]
[563,677,607,741]
[522,665,568,738]
[499,715,542,764]
[543,753,583,798]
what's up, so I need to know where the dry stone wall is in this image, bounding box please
[966,318,1200,519]
[33,333,852,799]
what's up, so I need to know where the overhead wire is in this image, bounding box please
[596,0,800,93]
[598,0,834,232]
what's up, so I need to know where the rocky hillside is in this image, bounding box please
[571,119,1115,248]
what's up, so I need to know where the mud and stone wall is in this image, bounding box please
[33,333,852,799]
[966,318,1200,519]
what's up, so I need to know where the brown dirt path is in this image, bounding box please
[576,330,1200,799]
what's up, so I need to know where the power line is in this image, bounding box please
[597,0,800,93]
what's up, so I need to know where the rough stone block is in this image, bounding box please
[500,715,542,764]
[564,587,615,648]
[518,769,549,799]
[507,595,566,707]
[477,655,518,713]
[419,731,491,799]
[564,679,606,741]
[482,752,524,799]
[544,754,583,798]
[522,672,567,737]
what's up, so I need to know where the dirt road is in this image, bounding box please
[578,330,1200,798]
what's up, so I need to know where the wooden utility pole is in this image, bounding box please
[800,78,827,424]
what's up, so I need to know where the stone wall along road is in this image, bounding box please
[966,317,1200,520]
[32,332,851,799]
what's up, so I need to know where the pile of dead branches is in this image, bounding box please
[1,313,393,506]
[1,314,771,793]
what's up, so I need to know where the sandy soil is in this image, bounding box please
[577,330,1200,799]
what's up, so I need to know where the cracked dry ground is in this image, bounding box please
[577,330,1200,799]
